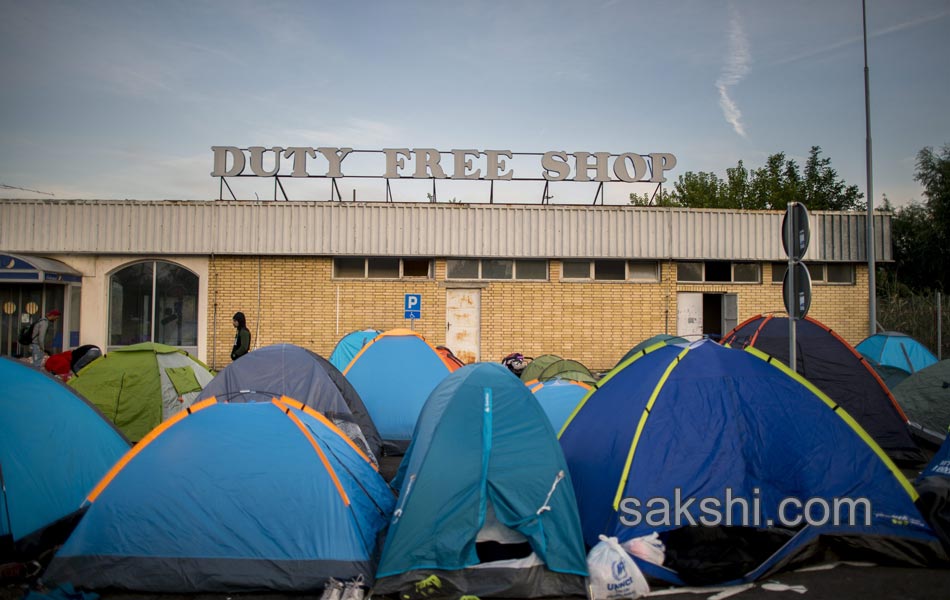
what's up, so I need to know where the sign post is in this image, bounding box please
[404,294,421,330]
[782,202,811,373]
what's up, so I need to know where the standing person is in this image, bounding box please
[31,309,60,366]
[231,311,251,361]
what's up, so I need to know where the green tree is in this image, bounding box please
[634,147,863,211]
[801,146,864,210]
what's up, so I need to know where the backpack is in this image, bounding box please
[17,321,38,346]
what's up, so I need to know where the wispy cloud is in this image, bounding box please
[716,7,751,138]
[772,8,950,67]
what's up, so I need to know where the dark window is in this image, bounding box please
[515,260,547,280]
[705,261,731,282]
[562,260,591,279]
[334,258,365,278]
[447,259,479,279]
[367,258,399,278]
[677,262,703,282]
[403,259,431,277]
[594,260,625,280]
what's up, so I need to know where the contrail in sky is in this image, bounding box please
[717,9,750,138]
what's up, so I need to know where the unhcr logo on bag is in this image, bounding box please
[607,559,634,591]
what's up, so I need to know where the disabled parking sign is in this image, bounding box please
[404,294,421,319]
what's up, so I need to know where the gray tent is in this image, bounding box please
[197,343,382,461]
[894,360,950,448]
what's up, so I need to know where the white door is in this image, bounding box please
[723,293,738,335]
[446,288,480,364]
[677,292,703,338]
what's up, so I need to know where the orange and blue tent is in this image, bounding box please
[526,378,591,430]
[329,329,380,371]
[43,398,395,592]
[343,329,459,451]
[1,357,129,560]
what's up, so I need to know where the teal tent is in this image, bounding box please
[857,332,938,374]
[375,363,587,598]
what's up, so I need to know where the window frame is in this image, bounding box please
[677,261,761,284]
[561,259,661,282]
[333,257,434,280]
[445,259,549,281]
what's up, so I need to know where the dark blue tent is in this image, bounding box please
[376,363,587,598]
[43,398,395,592]
[915,432,950,553]
[723,315,923,465]
[0,357,129,560]
[560,340,942,585]
[197,343,381,460]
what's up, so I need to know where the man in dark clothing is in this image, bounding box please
[231,311,251,361]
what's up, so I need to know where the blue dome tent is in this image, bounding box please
[559,340,943,585]
[0,357,129,560]
[342,329,458,452]
[857,331,938,374]
[527,377,592,431]
[375,363,587,598]
[43,398,395,592]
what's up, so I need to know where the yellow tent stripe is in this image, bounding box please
[558,340,672,438]
[744,346,918,501]
[611,346,691,510]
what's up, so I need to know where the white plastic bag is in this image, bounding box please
[621,532,666,566]
[587,534,650,600]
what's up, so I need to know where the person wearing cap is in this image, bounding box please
[31,309,61,366]
[230,311,251,361]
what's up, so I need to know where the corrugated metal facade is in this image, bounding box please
[0,199,891,261]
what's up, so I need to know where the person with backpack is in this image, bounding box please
[26,309,60,366]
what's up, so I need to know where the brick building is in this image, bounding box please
[0,200,888,372]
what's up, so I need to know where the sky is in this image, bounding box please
[1,0,948,207]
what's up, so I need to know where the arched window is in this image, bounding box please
[108,261,198,352]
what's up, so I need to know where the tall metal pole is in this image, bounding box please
[863,0,877,335]
[786,203,797,372]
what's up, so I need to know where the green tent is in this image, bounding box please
[893,359,950,448]
[519,354,562,382]
[616,333,688,368]
[69,342,215,442]
[538,359,597,385]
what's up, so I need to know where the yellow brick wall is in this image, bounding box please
[207,257,870,372]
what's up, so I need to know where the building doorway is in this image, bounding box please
[445,288,480,364]
[677,292,738,340]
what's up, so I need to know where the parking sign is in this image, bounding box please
[404,294,421,319]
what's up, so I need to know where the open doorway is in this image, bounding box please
[677,293,738,340]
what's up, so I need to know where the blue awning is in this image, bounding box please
[0,253,82,284]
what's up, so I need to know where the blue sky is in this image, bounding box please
[1,0,948,207]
